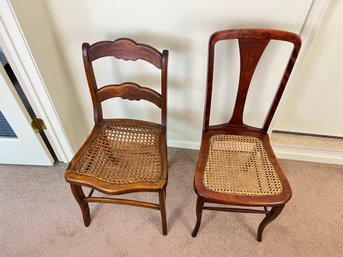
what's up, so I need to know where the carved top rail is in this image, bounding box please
[203,29,301,132]
[86,38,162,69]
[82,38,168,125]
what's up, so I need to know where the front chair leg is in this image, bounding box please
[257,205,285,242]
[159,189,167,235]
[192,197,205,237]
[70,184,91,227]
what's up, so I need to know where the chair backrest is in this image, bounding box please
[203,29,301,132]
[82,38,168,127]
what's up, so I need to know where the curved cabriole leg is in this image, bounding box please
[257,205,285,242]
[192,197,205,237]
[159,189,167,235]
[70,184,91,227]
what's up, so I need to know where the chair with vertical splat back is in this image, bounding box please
[192,29,301,241]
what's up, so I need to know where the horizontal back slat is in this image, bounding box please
[96,83,162,108]
[82,38,168,125]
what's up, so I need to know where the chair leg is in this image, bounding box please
[159,189,167,235]
[192,197,205,237]
[70,184,91,227]
[257,205,285,242]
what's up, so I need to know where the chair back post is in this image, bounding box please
[202,29,301,132]
[203,38,215,131]
[82,43,103,124]
[161,50,169,130]
[82,38,168,127]
[262,42,301,131]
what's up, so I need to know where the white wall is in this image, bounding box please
[11,0,314,155]
[10,0,88,152]
[44,0,312,150]
[274,0,343,137]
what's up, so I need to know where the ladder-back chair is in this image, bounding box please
[192,29,301,241]
[65,38,169,235]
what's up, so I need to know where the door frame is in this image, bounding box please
[0,0,73,162]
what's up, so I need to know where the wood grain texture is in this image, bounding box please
[96,82,162,108]
[66,38,169,235]
[87,38,162,68]
[229,39,269,125]
[82,39,168,127]
[193,29,301,241]
[204,29,301,131]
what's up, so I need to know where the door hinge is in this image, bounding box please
[31,118,47,132]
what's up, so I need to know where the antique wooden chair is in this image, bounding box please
[65,38,169,235]
[192,29,301,241]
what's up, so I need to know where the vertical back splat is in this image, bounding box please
[228,39,270,125]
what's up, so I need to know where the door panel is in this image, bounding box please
[0,64,53,165]
[274,1,343,137]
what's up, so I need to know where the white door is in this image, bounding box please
[274,0,342,137]
[0,64,54,165]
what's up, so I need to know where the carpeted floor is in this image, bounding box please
[0,148,343,257]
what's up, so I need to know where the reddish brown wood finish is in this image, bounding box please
[65,38,169,235]
[82,38,168,125]
[96,82,162,108]
[87,39,163,68]
[193,29,301,241]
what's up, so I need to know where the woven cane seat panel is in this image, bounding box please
[203,135,282,196]
[75,120,163,185]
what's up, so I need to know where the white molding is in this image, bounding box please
[168,139,200,150]
[273,144,343,165]
[296,0,332,65]
[168,139,343,166]
[0,0,73,162]
[268,0,332,135]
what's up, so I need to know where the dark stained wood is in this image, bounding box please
[83,43,102,124]
[87,188,95,198]
[204,29,301,130]
[70,184,90,227]
[193,29,301,241]
[229,39,269,125]
[82,39,168,126]
[84,197,161,210]
[159,188,167,235]
[66,38,169,235]
[257,205,285,242]
[191,197,204,237]
[203,206,270,214]
[87,38,162,68]
[96,82,162,108]
[161,50,168,128]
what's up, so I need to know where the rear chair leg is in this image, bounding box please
[70,184,91,227]
[192,197,204,237]
[257,205,284,242]
[159,189,167,235]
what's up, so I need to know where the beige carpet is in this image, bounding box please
[1,148,343,257]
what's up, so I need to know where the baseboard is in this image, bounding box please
[168,139,200,150]
[272,144,343,165]
[168,138,343,165]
